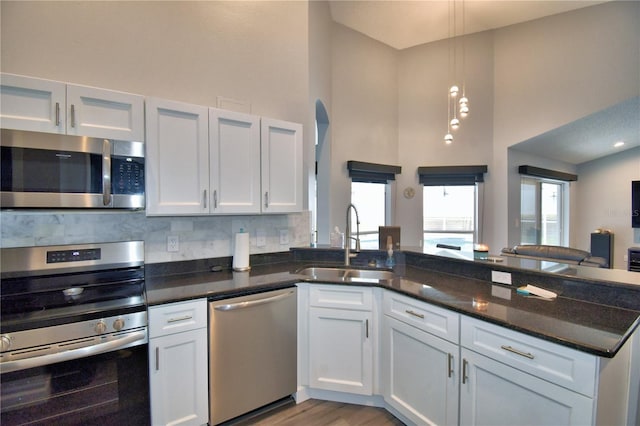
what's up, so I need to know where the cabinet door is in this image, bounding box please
[209,108,261,213]
[149,328,208,426]
[309,306,373,395]
[66,84,144,141]
[382,316,459,425]
[260,118,303,213]
[146,98,209,215]
[459,348,594,426]
[0,73,66,133]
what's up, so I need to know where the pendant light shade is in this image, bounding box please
[443,0,470,144]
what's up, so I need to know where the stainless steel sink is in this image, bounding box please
[296,266,396,281]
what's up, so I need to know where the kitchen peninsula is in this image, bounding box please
[146,247,640,426]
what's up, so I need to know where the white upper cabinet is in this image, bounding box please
[0,73,66,133]
[147,99,303,216]
[209,108,261,214]
[261,117,303,213]
[145,97,209,215]
[66,83,144,141]
[0,73,144,141]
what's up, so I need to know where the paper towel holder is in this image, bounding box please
[233,228,251,272]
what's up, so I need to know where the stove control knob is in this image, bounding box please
[95,320,107,334]
[113,318,125,331]
[1,335,11,352]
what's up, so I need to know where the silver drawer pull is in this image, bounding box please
[462,358,468,384]
[501,345,535,359]
[167,315,193,323]
[405,309,424,319]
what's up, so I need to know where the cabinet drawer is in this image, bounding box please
[383,291,459,344]
[149,299,207,338]
[460,316,597,396]
[309,285,372,310]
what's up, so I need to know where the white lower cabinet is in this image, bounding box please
[300,288,637,426]
[382,316,459,425]
[306,285,374,395]
[459,347,593,426]
[149,299,208,426]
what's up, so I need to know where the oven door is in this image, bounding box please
[0,344,150,426]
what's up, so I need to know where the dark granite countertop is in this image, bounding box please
[145,252,640,358]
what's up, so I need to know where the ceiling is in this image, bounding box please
[511,97,640,165]
[328,0,610,50]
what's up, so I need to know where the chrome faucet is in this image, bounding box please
[345,203,361,266]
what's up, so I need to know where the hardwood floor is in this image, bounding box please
[227,398,406,426]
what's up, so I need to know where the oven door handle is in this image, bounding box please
[0,330,147,374]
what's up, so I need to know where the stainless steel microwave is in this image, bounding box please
[1,129,144,209]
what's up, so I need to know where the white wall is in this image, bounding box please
[575,147,640,269]
[329,23,398,237]
[397,31,495,247]
[308,0,333,244]
[491,1,640,252]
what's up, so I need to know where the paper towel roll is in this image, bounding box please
[233,231,250,271]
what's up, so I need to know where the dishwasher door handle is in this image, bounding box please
[213,290,295,311]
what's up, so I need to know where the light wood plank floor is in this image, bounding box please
[229,399,406,426]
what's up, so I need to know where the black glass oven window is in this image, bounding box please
[1,146,102,193]
[0,346,150,426]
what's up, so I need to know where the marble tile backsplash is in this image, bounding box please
[1,210,311,264]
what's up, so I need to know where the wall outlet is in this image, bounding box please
[279,229,289,245]
[491,270,512,285]
[167,235,179,252]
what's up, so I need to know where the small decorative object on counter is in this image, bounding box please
[474,244,489,260]
[330,226,345,248]
[385,236,396,268]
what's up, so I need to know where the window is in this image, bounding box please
[520,177,567,245]
[423,185,476,251]
[347,161,401,250]
[350,182,387,249]
[419,165,487,252]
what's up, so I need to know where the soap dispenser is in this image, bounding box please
[385,235,395,268]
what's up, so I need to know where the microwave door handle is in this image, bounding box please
[102,139,112,206]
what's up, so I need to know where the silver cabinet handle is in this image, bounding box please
[366,319,369,339]
[214,290,294,311]
[264,192,269,208]
[102,139,112,206]
[70,104,76,128]
[167,315,193,323]
[501,345,535,359]
[203,190,207,209]
[462,358,468,384]
[155,346,160,371]
[405,309,424,319]
[213,190,218,208]
[448,353,454,378]
[55,102,60,126]
[0,331,146,374]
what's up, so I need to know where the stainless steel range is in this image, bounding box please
[0,241,150,426]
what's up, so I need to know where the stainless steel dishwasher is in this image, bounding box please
[208,287,297,425]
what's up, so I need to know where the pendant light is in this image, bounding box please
[443,0,470,144]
